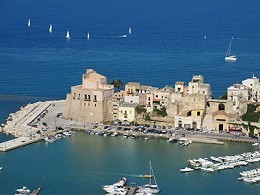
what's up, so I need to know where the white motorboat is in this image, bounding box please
[180,167,194,172]
[66,31,71,40]
[15,186,30,195]
[86,33,90,40]
[144,137,150,140]
[63,131,72,136]
[200,167,214,172]
[0,167,2,170]
[252,142,259,146]
[225,39,237,62]
[44,136,56,143]
[102,177,127,193]
[111,132,118,137]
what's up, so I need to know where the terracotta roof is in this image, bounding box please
[212,110,228,117]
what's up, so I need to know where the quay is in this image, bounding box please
[0,99,258,152]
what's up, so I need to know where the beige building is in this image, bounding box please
[174,94,206,129]
[188,75,211,99]
[118,102,139,122]
[112,91,126,121]
[64,69,114,122]
[125,82,140,96]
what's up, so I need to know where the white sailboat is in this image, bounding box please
[86,32,90,40]
[225,39,237,61]
[28,19,31,27]
[137,161,160,194]
[128,27,132,35]
[66,31,71,40]
[49,24,52,33]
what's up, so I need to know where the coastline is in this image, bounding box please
[0,100,258,152]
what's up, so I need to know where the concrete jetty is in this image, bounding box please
[0,100,65,152]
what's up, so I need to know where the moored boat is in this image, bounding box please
[180,167,194,172]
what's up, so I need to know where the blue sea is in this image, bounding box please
[0,0,260,194]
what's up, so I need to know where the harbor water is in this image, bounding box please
[0,0,260,194]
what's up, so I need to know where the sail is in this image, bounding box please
[28,19,31,27]
[128,27,132,35]
[66,31,70,39]
[49,24,52,33]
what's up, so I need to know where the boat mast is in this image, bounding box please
[150,161,159,190]
[149,161,152,185]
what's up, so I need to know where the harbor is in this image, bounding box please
[1,100,259,152]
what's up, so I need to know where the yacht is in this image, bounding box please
[225,39,237,61]
[137,161,160,194]
[15,186,30,195]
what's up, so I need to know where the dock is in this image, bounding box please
[127,187,137,195]
[31,186,43,195]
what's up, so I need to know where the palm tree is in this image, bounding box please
[110,79,123,92]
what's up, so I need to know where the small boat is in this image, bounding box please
[15,186,30,195]
[167,137,177,143]
[128,27,132,35]
[200,167,214,172]
[180,167,194,172]
[86,33,90,40]
[144,137,150,141]
[141,174,153,178]
[28,19,31,27]
[111,132,118,137]
[225,39,237,61]
[204,35,207,40]
[44,136,56,143]
[118,34,127,38]
[49,24,52,33]
[0,167,2,170]
[66,31,71,40]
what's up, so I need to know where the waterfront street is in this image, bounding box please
[1,100,258,153]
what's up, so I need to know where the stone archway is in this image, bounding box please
[192,122,197,130]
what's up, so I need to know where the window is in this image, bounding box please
[94,95,97,101]
[73,93,76,99]
[95,104,96,107]
[78,94,80,100]
[85,94,87,100]
[197,111,200,116]
[88,95,91,100]
[187,111,191,117]
[218,103,225,111]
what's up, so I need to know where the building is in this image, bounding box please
[63,69,114,122]
[118,102,139,122]
[188,75,211,99]
[125,82,140,96]
[174,94,206,129]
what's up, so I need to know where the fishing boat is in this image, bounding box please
[28,19,31,27]
[49,24,52,33]
[225,39,237,61]
[137,161,160,194]
[66,31,71,40]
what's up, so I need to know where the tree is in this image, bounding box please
[219,92,227,100]
[144,113,151,121]
[136,105,147,114]
[242,104,260,122]
[110,79,123,92]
